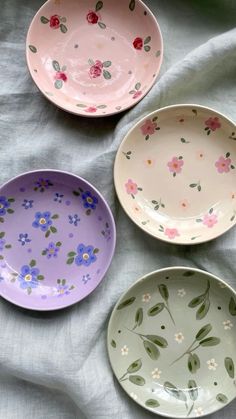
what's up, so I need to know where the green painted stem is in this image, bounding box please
[170,340,197,365]
[187,402,194,416]
[119,372,128,381]
[165,302,175,325]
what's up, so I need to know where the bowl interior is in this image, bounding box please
[108,268,236,418]
[0,170,115,310]
[26,0,163,116]
[114,105,236,244]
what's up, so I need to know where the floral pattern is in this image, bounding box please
[54,193,64,203]
[125,179,142,199]
[204,117,221,135]
[66,243,99,267]
[175,332,185,344]
[86,1,106,29]
[56,279,75,297]
[17,259,44,294]
[196,208,218,229]
[0,196,14,222]
[42,241,61,259]
[161,227,180,240]
[34,178,53,192]
[215,152,235,173]
[22,199,34,209]
[133,36,152,52]
[178,289,186,297]
[73,187,98,216]
[167,156,184,177]
[32,211,59,237]
[18,233,31,246]
[0,232,11,251]
[207,358,218,371]
[88,59,112,80]
[151,368,162,380]
[140,116,160,140]
[68,214,80,226]
[40,14,67,33]
[142,293,151,303]
[121,345,129,356]
[223,320,233,330]
[129,82,142,100]
[52,60,67,89]
[82,274,91,284]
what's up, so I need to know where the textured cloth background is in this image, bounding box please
[0,0,236,418]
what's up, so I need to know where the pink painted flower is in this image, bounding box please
[140,119,157,136]
[86,11,99,24]
[55,71,67,82]
[164,228,180,240]
[167,157,184,174]
[133,37,143,50]
[205,117,221,131]
[125,179,138,195]
[203,213,218,228]
[89,60,103,78]
[85,107,97,113]
[133,91,142,99]
[50,15,60,29]
[215,156,231,173]
[180,199,190,210]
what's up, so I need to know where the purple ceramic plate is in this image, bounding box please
[0,170,116,310]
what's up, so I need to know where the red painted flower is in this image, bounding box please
[89,60,103,78]
[133,91,142,99]
[85,107,97,113]
[87,10,99,24]
[140,119,157,136]
[55,71,67,82]
[205,117,221,131]
[133,37,143,50]
[50,15,60,29]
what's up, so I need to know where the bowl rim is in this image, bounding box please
[107,265,236,418]
[114,103,236,245]
[25,0,164,118]
[0,168,116,311]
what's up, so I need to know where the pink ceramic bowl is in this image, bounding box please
[26,0,163,117]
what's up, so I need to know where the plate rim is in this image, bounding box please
[114,103,236,245]
[25,0,164,118]
[107,266,236,418]
[0,168,116,311]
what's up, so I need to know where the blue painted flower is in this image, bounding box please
[68,214,80,226]
[32,211,52,232]
[18,233,31,246]
[56,284,70,297]
[34,178,53,192]
[0,196,10,216]
[0,239,5,252]
[82,274,91,284]
[54,193,64,203]
[75,243,97,267]
[17,265,39,289]
[45,242,59,259]
[82,191,98,210]
[22,199,34,210]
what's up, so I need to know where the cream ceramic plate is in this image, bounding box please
[26,0,163,117]
[114,104,236,244]
[107,267,236,418]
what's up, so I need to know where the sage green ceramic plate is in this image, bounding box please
[107,267,236,418]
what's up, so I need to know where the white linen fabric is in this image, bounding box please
[0,0,236,418]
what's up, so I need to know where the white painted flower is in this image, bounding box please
[177,288,186,297]
[142,293,151,303]
[223,320,233,330]
[207,358,218,370]
[175,332,185,343]
[195,407,204,416]
[218,281,227,288]
[130,392,138,400]
[151,368,162,380]
[121,345,129,356]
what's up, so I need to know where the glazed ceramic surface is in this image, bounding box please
[107,267,236,418]
[0,170,115,310]
[26,0,163,117]
[114,104,236,244]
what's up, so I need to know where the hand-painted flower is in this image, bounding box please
[133,37,143,50]
[207,358,218,371]
[0,196,10,216]
[75,244,97,267]
[89,60,103,78]
[0,239,5,252]
[57,284,70,297]
[125,179,138,195]
[203,213,218,228]
[205,117,221,131]
[45,242,59,259]
[55,71,67,82]
[121,345,129,355]
[133,90,142,99]
[32,211,52,232]
[167,157,184,174]
[87,11,99,24]
[82,191,98,209]
[151,367,162,379]
[17,265,39,289]
[140,119,157,136]
[50,15,60,29]
[175,332,184,343]
[215,156,231,173]
[85,107,97,113]
[22,199,34,209]
[164,228,180,240]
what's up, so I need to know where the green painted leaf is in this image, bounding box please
[148,302,164,316]
[196,299,210,320]
[37,275,44,281]
[4,244,11,249]
[60,24,67,33]
[68,251,76,257]
[146,335,168,348]
[96,1,103,11]
[40,16,49,24]
[93,248,99,254]
[0,217,4,223]
[127,359,142,374]
[198,185,201,192]
[52,60,60,71]
[188,380,198,401]
[0,232,5,238]
[229,297,236,316]
[196,324,212,341]
[41,250,47,255]
[183,270,195,277]
[88,58,95,66]
[164,382,187,402]
[50,226,57,233]
[62,279,66,286]
[133,308,143,329]
[96,105,107,109]
[225,357,234,378]
[8,198,15,203]
[7,209,14,214]
[158,284,169,300]
[144,45,151,52]
[29,45,37,53]
[56,241,62,247]
[135,83,141,91]
[190,183,197,188]
[55,79,63,89]
[144,36,151,44]
[145,399,160,408]
[45,229,50,238]
[51,214,59,219]
[129,0,136,11]
[188,295,205,307]
[192,354,200,370]
[29,259,36,268]
[143,340,160,360]
[67,257,74,265]
[60,17,67,23]
[188,354,199,374]
[103,70,111,80]
[200,337,220,347]
[98,21,106,29]
[129,375,145,386]
[111,339,116,348]
[117,297,136,310]
[103,61,112,68]
[0,255,3,260]
[216,393,228,403]
[156,50,161,57]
